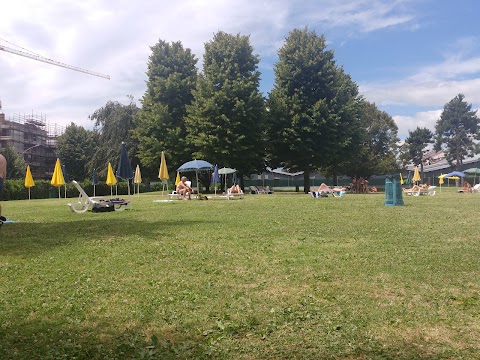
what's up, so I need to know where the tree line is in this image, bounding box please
[5,28,478,191]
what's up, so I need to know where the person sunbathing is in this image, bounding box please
[230,184,241,193]
[403,185,420,193]
[463,181,472,193]
[176,176,192,200]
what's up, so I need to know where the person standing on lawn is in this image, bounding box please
[0,153,6,223]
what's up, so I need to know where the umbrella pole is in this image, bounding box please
[28,187,31,200]
[58,187,61,199]
[196,171,199,199]
[110,186,113,197]
[94,185,96,197]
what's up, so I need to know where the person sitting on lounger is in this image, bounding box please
[463,181,472,193]
[230,184,241,193]
[176,176,192,200]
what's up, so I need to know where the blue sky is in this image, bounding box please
[1,0,479,139]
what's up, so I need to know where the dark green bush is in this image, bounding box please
[0,180,150,201]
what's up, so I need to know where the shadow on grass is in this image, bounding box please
[0,218,219,258]
[0,318,212,360]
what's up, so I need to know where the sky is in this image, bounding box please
[1,0,480,140]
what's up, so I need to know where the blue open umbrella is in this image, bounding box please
[92,168,98,196]
[117,142,134,197]
[62,164,70,198]
[177,159,213,193]
[443,171,465,178]
[212,164,220,195]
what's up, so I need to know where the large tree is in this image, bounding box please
[404,126,433,180]
[56,123,96,180]
[133,40,198,179]
[435,94,479,169]
[266,28,361,192]
[89,98,139,178]
[333,101,399,179]
[186,31,266,183]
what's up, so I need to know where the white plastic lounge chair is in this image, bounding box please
[68,180,130,213]
[168,190,182,200]
[169,180,195,200]
[226,188,245,199]
[425,186,436,196]
[249,186,259,194]
[403,186,421,196]
[473,184,480,193]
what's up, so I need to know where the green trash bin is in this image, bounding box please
[385,176,404,206]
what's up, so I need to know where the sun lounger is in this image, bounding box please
[250,185,273,194]
[68,180,130,213]
[226,188,244,199]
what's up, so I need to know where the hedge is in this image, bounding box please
[0,180,171,201]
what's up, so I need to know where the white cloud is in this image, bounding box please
[0,0,419,129]
[393,110,442,138]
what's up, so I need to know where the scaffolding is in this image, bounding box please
[0,111,64,179]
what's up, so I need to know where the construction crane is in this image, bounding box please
[0,44,110,80]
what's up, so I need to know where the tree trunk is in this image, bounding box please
[303,170,310,193]
[420,161,424,183]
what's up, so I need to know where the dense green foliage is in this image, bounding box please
[89,99,139,178]
[0,179,143,201]
[404,126,433,179]
[332,101,399,179]
[266,28,361,192]
[0,142,26,179]
[56,123,96,181]
[186,32,266,180]
[1,192,479,358]
[435,94,479,168]
[133,40,198,179]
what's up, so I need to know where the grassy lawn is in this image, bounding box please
[0,189,479,359]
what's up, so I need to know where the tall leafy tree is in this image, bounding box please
[186,31,266,183]
[133,40,198,179]
[90,98,138,178]
[56,123,96,180]
[404,126,433,179]
[435,94,479,169]
[0,142,26,179]
[266,28,361,192]
[334,101,399,179]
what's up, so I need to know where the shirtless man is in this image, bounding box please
[0,154,6,223]
[176,176,192,200]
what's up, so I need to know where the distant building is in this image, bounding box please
[0,110,64,179]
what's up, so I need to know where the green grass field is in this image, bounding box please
[0,189,479,359]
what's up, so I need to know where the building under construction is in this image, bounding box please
[0,105,64,179]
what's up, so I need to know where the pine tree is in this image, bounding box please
[435,94,479,168]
